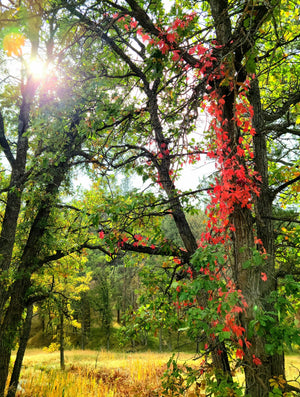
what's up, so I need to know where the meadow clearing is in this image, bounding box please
[9,350,300,397]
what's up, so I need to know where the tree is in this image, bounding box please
[36,253,90,367]
[89,261,114,350]
[0,3,118,395]
[6,304,33,397]
[59,1,300,395]
[0,1,299,396]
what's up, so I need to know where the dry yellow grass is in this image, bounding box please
[10,350,300,397]
[12,350,179,397]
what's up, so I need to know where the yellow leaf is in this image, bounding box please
[269,379,278,387]
[3,32,25,57]
[292,183,300,192]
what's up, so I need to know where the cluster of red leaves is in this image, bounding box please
[124,12,199,63]
[175,260,263,365]
[154,13,197,59]
[98,229,157,252]
[118,234,154,248]
[157,142,170,159]
[201,81,262,244]
[207,269,252,354]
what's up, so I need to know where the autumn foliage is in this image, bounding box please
[2,32,25,57]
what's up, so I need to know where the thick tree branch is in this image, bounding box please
[257,34,300,61]
[271,174,300,199]
[122,241,191,262]
[263,215,300,225]
[270,128,300,138]
[263,91,300,122]
[285,383,300,395]
[276,268,300,279]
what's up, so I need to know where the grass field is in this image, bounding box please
[9,350,300,396]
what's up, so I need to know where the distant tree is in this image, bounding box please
[77,292,91,350]
[90,266,113,350]
[38,254,90,367]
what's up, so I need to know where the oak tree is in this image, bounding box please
[60,1,300,395]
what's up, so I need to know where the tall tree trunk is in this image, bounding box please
[80,294,91,350]
[206,0,282,394]
[249,78,285,387]
[0,159,74,395]
[222,88,275,396]
[0,81,35,313]
[0,344,11,397]
[231,207,271,395]
[159,328,163,352]
[59,311,65,371]
[168,331,172,351]
[0,277,31,397]
[6,304,33,397]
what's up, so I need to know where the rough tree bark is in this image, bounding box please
[208,0,285,394]
[248,78,285,390]
[6,305,33,397]
[0,111,82,396]
[59,311,65,371]
[0,79,37,397]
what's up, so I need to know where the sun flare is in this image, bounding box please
[27,59,47,80]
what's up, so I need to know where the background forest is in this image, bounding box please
[0,0,299,396]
